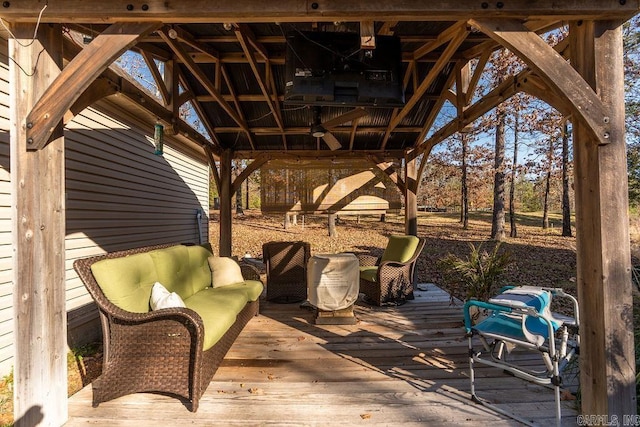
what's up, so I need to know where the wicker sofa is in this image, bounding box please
[73,243,263,412]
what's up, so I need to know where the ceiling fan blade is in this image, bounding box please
[322,131,342,150]
[322,107,368,129]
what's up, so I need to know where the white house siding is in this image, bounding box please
[0,45,210,375]
[0,41,12,378]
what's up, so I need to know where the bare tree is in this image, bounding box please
[491,105,507,241]
[460,132,469,229]
[561,121,572,237]
[509,111,519,238]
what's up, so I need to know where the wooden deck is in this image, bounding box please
[66,285,579,426]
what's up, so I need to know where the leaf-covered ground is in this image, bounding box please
[211,210,581,308]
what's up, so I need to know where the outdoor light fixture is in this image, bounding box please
[167,28,178,39]
[223,23,233,31]
[154,122,164,155]
[311,124,326,138]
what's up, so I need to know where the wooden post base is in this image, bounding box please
[314,305,357,325]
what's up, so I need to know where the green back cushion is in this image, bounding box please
[90,252,157,313]
[381,235,420,263]
[149,245,195,299]
[149,245,213,299]
[186,245,215,292]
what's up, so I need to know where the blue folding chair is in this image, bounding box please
[464,286,580,426]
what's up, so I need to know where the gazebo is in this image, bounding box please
[2,2,638,425]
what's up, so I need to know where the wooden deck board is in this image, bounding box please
[66,284,579,426]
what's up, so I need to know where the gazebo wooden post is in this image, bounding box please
[10,24,68,426]
[219,148,233,257]
[404,151,418,236]
[570,20,636,417]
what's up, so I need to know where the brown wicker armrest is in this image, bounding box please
[239,262,262,282]
[355,253,380,267]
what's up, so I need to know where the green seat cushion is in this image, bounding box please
[90,252,157,313]
[381,235,420,263]
[214,280,264,301]
[185,287,249,350]
[149,245,197,300]
[359,266,378,283]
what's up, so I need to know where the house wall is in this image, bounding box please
[0,43,211,376]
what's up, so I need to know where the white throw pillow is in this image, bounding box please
[150,282,186,310]
[208,256,244,288]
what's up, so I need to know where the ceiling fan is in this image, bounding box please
[310,106,369,150]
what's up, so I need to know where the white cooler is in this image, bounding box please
[307,253,359,312]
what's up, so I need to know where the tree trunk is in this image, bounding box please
[542,138,552,229]
[562,121,572,237]
[328,212,337,237]
[491,109,506,241]
[461,133,469,229]
[542,170,551,229]
[509,112,519,238]
[245,176,249,210]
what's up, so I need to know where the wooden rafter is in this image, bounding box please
[158,27,248,131]
[175,70,222,148]
[25,21,162,149]
[140,50,171,105]
[387,27,469,133]
[225,126,423,135]
[234,24,285,135]
[413,21,468,61]
[233,149,405,160]
[220,65,257,150]
[465,48,491,105]
[170,25,220,61]
[408,69,459,161]
[470,18,610,144]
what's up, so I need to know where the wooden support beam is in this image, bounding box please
[232,154,270,194]
[570,19,636,418]
[25,21,161,150]
[404,151,418,236]
[470,18,611,145]
[11,23,67,427]
[64,77,118,123]
[233,149,405,160]
[6,2,639,23]
[369,156,405,194]
[219,149,233,257]
[416,68,525,157]
[205,146,221,193]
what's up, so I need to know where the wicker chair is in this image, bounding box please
[262,240,311,303]
[358,235,426,306]
[73,244,262,412]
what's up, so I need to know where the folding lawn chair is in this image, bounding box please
[463,286,580,427]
